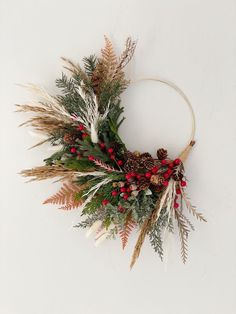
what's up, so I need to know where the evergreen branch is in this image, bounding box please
[83,55,97,77]
[174,208,190,263]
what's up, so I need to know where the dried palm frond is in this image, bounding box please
[130,199,161,269]
[19,115,69,133]
[20,165,76,182]
[61,57,90,83]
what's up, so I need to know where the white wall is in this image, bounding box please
[1,1,236,314]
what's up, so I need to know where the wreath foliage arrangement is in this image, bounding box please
[17,37,206,268]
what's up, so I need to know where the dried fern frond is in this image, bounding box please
[174,208,190,263]
[44,182,83,210]
[119,214,136,249]
[20,165,76,182]
[100,36,118,79]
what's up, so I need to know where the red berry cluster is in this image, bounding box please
[69,124,89,156]
[98,142,123,165]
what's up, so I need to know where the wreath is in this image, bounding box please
[17,37,206,268]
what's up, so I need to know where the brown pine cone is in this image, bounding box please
[142,157,154,170]
[157,148,168,160]
[138,177,150,190]
[123,159,140,172]
[140,152,152,159]
[63,133,76,144]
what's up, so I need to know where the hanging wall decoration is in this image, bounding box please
[17,37,206,268]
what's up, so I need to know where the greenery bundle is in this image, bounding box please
[17,37,206,268]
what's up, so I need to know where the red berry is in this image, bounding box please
[110,154,115,160]
[174,158,181,165]
[164,173,169,179]
[126,187,131,193]
[174,202,179,209]
[136,174,142,179]
[130,172,136,177]
[161,160,167,165]
[168,162,174,168]
[99,142,106,149]
[120,187,127,193]
[176,188,181,195]
[108,148,114,154]
[163,180,169,187]
[70,147,77,153]
[167,169,173,175]
[78,124,84,131]
[111,190,118,197]
[117,160,123,166]
[145,172,152,178]
[102,199,109,206]
[180,180,187,187]
[151,166,159,174]
[123,193,129,200]
[125,173,132,180]
[88,155,95,161]
[82,133,88,139]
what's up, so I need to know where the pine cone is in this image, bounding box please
[157,148,168,160]
[140,152,152,159]
[63,133,76,144]
[138,177,150,190]
[124,159,139,172]
[142,157,154,170]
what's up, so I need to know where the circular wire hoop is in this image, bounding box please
[130,77,196,162]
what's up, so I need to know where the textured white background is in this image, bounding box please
[1,1,236,314]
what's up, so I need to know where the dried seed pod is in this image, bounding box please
[157,148,168,160]
[150,175,159,186]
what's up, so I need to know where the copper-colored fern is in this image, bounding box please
[43,182,83,210]
[119,214,136,249]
